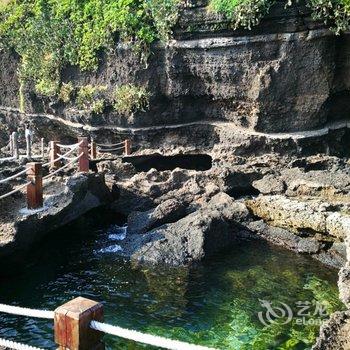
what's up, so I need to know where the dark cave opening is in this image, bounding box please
[122,153,213,172]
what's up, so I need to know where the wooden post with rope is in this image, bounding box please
[90,139,97,160]
[54,297,105,350]
[12,132,19,159]
[9,134,13,157]
[25,129,32,159]
[41,138,45,158]
[78,137,89,172]
[26,162,43,209]
[124,139,131,156]
[49,141,61,169]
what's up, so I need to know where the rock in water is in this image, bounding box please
[127,198,187,234]
[122,193,252,266]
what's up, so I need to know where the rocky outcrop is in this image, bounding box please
[99,153,347,269]
[127,198,187,235]
[0,173,111,266]
[119,193,252,266]
[312,311,350,350]
[246,195,350,240]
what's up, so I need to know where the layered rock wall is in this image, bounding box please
[0,0,349,139]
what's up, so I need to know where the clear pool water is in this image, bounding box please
[0,212,344,349]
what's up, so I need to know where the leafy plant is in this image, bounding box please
[308,0,350,34]
[92,99,105,115]
[208,0,350,33]
[76,84,107,110]
[59,82,75,103]
[208,0,276,30]
[114,84,150,115]
[146,0,181,41]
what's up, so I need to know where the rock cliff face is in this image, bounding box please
[0,0,349,143]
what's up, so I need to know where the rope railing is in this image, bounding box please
[0,338,44,350]
[97,145,125,153]
[42,141,82,168]
[0,137,132,208]
[96,141,125,147]
[0,182,30,200]
[43,153,83,181]
[56,142,81,149]
[1,130,45,162]
[0,304,54,319]
[90,321,215,350]
[0,168,28,184]
[0,298,216,350]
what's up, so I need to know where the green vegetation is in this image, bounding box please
[59,82,75,103]
[114,84,150,115]
[209,0,275,30]
[1,0,349,111]
[76,84,107,114]
[209,0,350,33]
[0,0,180,108]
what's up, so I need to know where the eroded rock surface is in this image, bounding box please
[0,173,111,265]
[119,193,252,265]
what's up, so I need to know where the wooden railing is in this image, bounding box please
[0,136,132,209]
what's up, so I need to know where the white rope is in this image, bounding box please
[90,321,216,350]
[43,153,83,181]
[56,154,78,161]
[0,168,28,184]
[0,182,30,200]
[97,145,125,153]
[56,142,81,149]
[0,304,54,319]
[42,145,79,168]
[0,156,15,162]
[0,338,44,350]
[96,141,125,147]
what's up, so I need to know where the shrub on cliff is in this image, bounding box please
[209,0,350,33]
[209,0,275,30]
[76,84,108,115]
[0,0,180,109]
[114,84,150,116]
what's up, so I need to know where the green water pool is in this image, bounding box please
[0,213,344,349]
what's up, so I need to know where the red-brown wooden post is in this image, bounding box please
[124,139,131,156]
[50,141,61,169]
[90,140,97,160]
[54,297,105,350]
[78,137,89,172]
[26,162,43,209]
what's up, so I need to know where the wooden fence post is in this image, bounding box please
[124,139,131,156]
[78,137,89,172]
[9,134,13,157]
[12,132,19,159]
[54,297,105,350]
[41,138,45,158]
[26,162,43,209]
[49,141,61,169]
[25,129,32,159]
[90,139,97,160]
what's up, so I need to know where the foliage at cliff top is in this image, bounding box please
[209,0,350,33]
[0,0,349,109]
[0,0,179,103]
